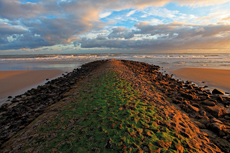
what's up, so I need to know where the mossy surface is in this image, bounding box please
[24,71,192,153]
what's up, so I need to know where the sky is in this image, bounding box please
[0,0,230,54]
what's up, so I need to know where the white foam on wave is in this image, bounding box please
[0,53,230,64]
[0,55,110,62]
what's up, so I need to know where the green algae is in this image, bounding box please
[24,71,192,153]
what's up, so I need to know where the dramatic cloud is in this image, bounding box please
[108,27,134,39]
[78,22,230,51]
[0,0,230,52]
[0,22,26,36]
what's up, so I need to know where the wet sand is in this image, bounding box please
[0,70,63,103]
[170,68,230,93]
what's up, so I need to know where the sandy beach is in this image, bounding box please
[0,70,63,103]
[170,68,230,93]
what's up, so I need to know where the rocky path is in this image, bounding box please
[0,59,229,152]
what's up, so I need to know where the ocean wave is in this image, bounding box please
[0,53,230,63]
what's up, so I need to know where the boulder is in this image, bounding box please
[194,121,206,129]
[217,95,224,103]
[202,100,216,106]
[209,122,226,135]
[187,104,199,112]
[203,105,227,118]
[199,116,210,125]
[212,89,225,95]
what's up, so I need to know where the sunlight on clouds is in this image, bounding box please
[126,10,136,17]
[1,0,230,53]
[99,12,112,18]
[150,18,162,25]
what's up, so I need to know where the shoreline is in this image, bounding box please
[170,68,230,94]
[0,70,64,105]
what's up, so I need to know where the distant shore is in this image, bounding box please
[170,68,230,93]
[0,70,63,104]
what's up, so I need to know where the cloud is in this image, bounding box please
[133,21,230,38]
[77,21,230,51]
[220,16,230,21]
[0,0,230,51]
[0,22,26,36]
[0,33,53,50]
[0,0,45,19]
[99,12,112,18]
[127,10,136,17]
[108,27,134,39]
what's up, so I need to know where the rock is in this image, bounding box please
[199,116,210,125]
[212,138,230,153]
[172,98,182,104]
[194,121,206,129]
[209,122,226,135]
[211,117,222,123]
[212,89,225,95]
[199,110,206,116]
[217,95,224,102]
[11,98,20,103]
[187,104,199,112]
[224,115,230,120]
[185,81,192,84]
[181,93,197,100]
[0,103,9,111]
[203,105,227,118]
[202,100,216,106]
[8,96,12,99]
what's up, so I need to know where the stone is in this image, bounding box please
[217,95,224,102]
[199,110,206,116]
[212,138,230,153]
[181,93,198,101]
[202,100,216,106]
[212,89,225,95]
[203,105,227,118]
[11,98,20,103]
[211,117,222,123]
[187,104,199,112]
[172,98,182,104]
[199,116,210,125]
[209,122,226,135]
[194,121,206,129]
[225,115,230,120]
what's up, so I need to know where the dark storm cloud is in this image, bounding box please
[134,22,230,38]
[108,27,134,39]
[0,0,45,19]
[0,22,26,36]
[78,22,230,51]
[0,0,102,50]
[0,33,53,50]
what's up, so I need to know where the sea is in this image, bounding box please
[0,53,230,105]
[1,53,230,72]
